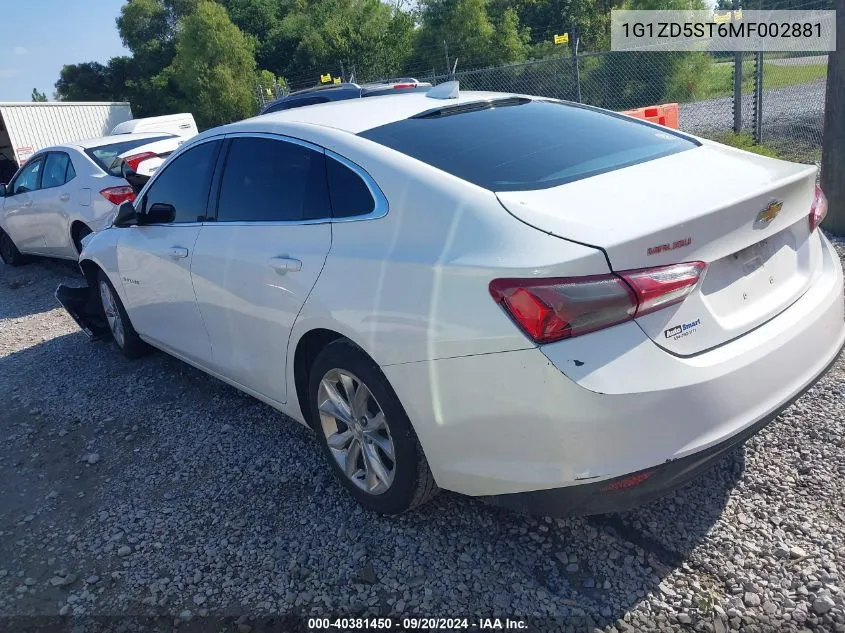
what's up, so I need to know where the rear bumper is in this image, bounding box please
[481,338,843,516]
[384,234,845,508]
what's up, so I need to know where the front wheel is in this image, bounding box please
[309,339,438,515]
[97,271,149,359]
[0,230,28,266]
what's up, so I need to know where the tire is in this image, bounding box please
[97,270,150,359]
[308,339,438,515]
[72,224,92,255]
[0,230,28,266]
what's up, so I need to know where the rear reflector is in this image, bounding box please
[123,151,157,173]
[809,184,828,232]
[100,186,136,206]
[490,262,706,344]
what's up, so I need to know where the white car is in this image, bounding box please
[0,133,183,263]
[58,85,844,516]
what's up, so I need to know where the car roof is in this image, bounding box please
[46,132,176,151]
[241,90,518,136]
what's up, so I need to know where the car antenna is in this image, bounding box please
[426,80,459,100]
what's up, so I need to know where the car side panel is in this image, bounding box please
[284,134,609,423]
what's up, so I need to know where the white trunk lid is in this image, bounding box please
[496,142,821,355]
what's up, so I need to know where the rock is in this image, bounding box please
[744,592,761,607]
[193,594,206,605]
[774,545,790,559]
[84,453,100,465]
[117,546,131,557]
[790,546,808,559]
[813,595,835,615]
[49,574,77,587]
[179,609,193,621]
[237,625,252,633]
[85,575,100,585]
[24,577,36,586]
[59,605,70,616]
[677,613,692,624]
[762,601,777,614]
[566,563,579,572]
[555,552,568,564]
[358,562,377,585]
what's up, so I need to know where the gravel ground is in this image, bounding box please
[1,243,844,633]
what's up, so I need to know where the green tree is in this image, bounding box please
[266,0,415,86]
[55,62,117,101]
[414,0,529,72]
[31,88,48,102]
[168,0,258,128]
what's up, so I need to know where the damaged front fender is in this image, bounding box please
[55,284,111,340]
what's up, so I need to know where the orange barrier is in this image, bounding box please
[619,103,679,130]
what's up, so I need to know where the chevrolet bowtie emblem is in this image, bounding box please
[756,200,783,225]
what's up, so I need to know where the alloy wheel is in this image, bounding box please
[317,369,396,495]
[99,280,126,348]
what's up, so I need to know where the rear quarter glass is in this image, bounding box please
[358,100,699,191]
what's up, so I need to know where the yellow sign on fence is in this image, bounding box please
[553,33,569,45]
[320,73,332,84]
[333,77,342,84]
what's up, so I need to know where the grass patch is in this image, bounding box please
[696,62,826,100]
[711,132,782,158]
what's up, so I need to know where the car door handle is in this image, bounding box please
[268,256,302,274]
[168,247,189,259]
[59,193,70,202]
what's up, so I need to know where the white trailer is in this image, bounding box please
[0,102,133,181]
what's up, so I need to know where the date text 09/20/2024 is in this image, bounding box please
[308,617,528,630]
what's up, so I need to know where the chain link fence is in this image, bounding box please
[256,47,828,166]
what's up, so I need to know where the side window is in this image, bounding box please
[216,137,330,222]
[140,140,221,223]
[326,156,376,218]
[66,160,76,182]
[42,153,73,189]
[10,157,43,195]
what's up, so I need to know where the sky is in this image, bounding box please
[0,0,128,102]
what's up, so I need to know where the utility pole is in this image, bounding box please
[821,1,845,235]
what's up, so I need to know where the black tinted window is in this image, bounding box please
[327,156,375,218]
[142,140,221,223]
[42,153,73,188]
[85,135,173,175]
[216,137,329,222]
[359,100,698,191]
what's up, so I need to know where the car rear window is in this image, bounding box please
[358,99,699,191]
[85,136,173,176]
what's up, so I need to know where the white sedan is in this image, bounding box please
[0,133,183,263]
[58,85,845,516]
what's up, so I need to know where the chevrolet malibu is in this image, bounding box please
[57,84,845,516]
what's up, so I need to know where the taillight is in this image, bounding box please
[100,186,136,205]
[123,152,157,172]
[392,83,417,89]
[490,261,706,344]
[809,184,827,232]
[618,262,707,317]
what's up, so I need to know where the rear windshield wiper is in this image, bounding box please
[412,97,532,120]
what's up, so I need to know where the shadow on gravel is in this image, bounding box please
[0,257,83,320]
[0,328,748,628]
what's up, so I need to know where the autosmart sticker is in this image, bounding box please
[664,318,701,340]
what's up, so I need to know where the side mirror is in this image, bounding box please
[0,183,6,197]
[113,201,138,227]
[145,203,176,224]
